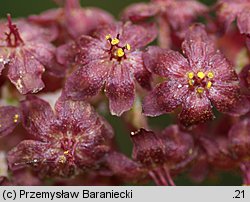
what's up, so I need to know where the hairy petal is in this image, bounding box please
[237,10,250,35]
[55,96,114,140]
[21,96,56,141]
[7,140,49,171]
[228,118,250,158]
[178,92,214,127]
[143,81,188,116]
[131,128,166,167]
[121,22,158,50]
[121,2,159,22]
[208,82,240,113]
[63,60,109,100]
[7,49,45,94]
[0,106,20,137]
[105,63,135,116]
[143,46,190,78]
[105,151,146,183]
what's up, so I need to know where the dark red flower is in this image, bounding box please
[216,0,250,35]
[0,15,62,94]
[0,106,20,137]
[143,24,240,126]
[29,0,114,40]
[7,95,114,178]
[59,21,157,116]
[131,126,195,185]
[228,117,250,160]
[122,0,208,45]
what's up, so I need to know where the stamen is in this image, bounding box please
[13,114,19,123]
[117,48,125,57]
[197,71,205,79]
[187,72,194,79]
[197,87,204,94]
[64,150,70,155]
[206,81,212,89]
[111,38,120,45]
[105,34,111,40]
[207,72,214,79]
[188,79,194,86]
[126,43,131,51]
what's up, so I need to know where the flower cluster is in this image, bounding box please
[0,0,250,186]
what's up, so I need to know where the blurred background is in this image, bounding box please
[0,0,241,185]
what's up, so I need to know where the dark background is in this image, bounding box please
[0,0,241,185]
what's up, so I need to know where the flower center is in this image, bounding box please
[58,138,76,164]
[187,71,214,94]
[5,14,24,47]
[105,34,131,61]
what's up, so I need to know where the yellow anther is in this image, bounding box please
[188,79,195,86]
[105,34,111,40]
[0,124,1,128]
[117,48,125,57]
[197,87,204,94]
[64,150,69,155]
[188,72,194,79]
[58,156,66,164]
[111,38,120,45]
[13,114,19,123]
[206,81,212,89]
[197,71,205,79]
[126,43,131,51]
[207,71,214,79]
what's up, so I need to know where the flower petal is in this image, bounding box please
[65,7,114,39]
[105,151,146,183]
[63,59,109,100]
[7,140,49,171]
[208,82,240,113]
[0,106,20,137]
[21,96,56,141]
[55,96,114,140]
[131,128,166,167]
[237,10,250,35]
[7,48,45,94]
[143,46,190,78]
[142,81,188,116]
[105,63,135,116]
[121,2,159,22]
[121,22,158,49]
[228,118,250,158]
[178,92,214,126]
[182,24,215,70]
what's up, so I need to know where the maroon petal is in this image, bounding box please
[247,37,250,51]
[208,82,240,113]
[65,7,114,39]
[21,96,56,141]
[56,41,78,67]
[179,92,214,126]
[143,46,190,78]
[121,22,157,49]
[27,42,67,77]
[64,60,109,100]
[105,63,135,116]
[130,51,152,90]
[237,10,250,35]
[121,2,159,22]
[131,128,167,167]
[182,24,215,70]
[0,106,20,137]
[228,118,250,158]
[7,140,49,171]
[7,48,45,94]
[165,0,208,33]
[143,81,188,117]
[105,151,146,183]
[55,96,114,140]
[160,125,195,166]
